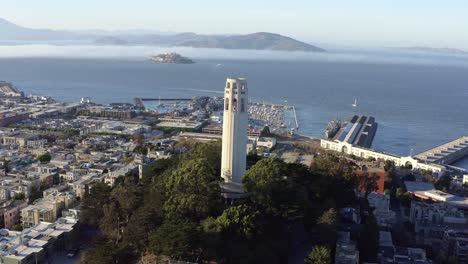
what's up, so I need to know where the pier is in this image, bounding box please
[139,98,192,101]
[332,115,378,148]
[250,102,293,110]
[292,106,299,130]
[134,97,192,109]
[414,136,468,165]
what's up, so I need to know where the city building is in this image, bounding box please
[220,78,248,197]
[20,192,76,228]
[3,200,28,230]
[378,231,430,263]
[404,181,468,209]
[443,230,468,264]
[0,213,78,264]
[320,139,446,176]
[410,200,467,247]
[366,193,395,227]
[2,134,46,148]
[335,231,359,264]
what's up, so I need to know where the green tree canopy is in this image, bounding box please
[12,192,25,201]
[80,182,112,227]
[163,158,221,221]
[317,208,338,228]
[304,245,331,264]
[215,204,263,240]
[36,153,51,163]
[242,158,305,219]
[435,173,452,192]
[148,220,200,260]
[358,172,379,198]
[260,126,272,137]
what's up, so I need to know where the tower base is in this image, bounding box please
[220,182,245,203]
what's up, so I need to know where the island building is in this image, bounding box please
[220,78,248,199]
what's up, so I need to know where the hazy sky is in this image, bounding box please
[2,0,468,48]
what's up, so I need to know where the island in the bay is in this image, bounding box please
[149,52,194,64]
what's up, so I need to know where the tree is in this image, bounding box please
[81,237,118,264]
[148,220,200,260]
[396,188,412,207]
[80,182,112,227]
[317,208,338,228]
[358,172,379,199]
[304,245,331,264]
[29,183,43,202]
[247,151,263,168]
[13,192,25,201]
[215,204,263,240]
[242,158,305,219]
[123,204,162,252]
[435,173,452,191]
[11,224,23,231]
[2,159,10,174]
[163,158,221,221]
[384,160,395,172]
[316,208,339,247]
[36,153,51,163]
[100,200,122,243]
[260,126,272,137]
[358,215,379,262]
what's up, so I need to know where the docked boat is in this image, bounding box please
[325,118,341,139]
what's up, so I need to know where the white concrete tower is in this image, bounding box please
[221,78,248,185]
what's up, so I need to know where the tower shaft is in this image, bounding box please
[221,78,248,184]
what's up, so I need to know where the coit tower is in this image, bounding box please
[221,78,248,185]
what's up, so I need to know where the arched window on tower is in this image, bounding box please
[225,98,229,111]
[233,98,237,111]
[226,82,230,89]
[241,98,245,112]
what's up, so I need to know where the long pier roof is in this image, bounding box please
[415,136,468,163]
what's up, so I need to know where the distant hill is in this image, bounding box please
[94,32,325,52]
[0,18,325,52]
[176,32,325,52]
[0,18,81,41]
[94,36,129,46]
[398,46,468,55]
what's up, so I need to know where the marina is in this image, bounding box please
[139,96,299,133]
[248,102,297,133]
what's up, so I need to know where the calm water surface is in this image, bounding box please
[0,55,466,168]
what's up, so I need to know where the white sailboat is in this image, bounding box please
[352,98,358,107]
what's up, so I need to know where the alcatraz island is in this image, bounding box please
[149,52,194,64]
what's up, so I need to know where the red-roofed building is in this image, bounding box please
[355,169,385,194]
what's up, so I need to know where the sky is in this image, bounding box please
[1,0,468,48]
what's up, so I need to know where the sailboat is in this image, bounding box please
[352,98,358,107]
[157,96,165,108]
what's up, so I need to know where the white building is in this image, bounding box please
[320,139,445,176]
[220,78,248,196]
